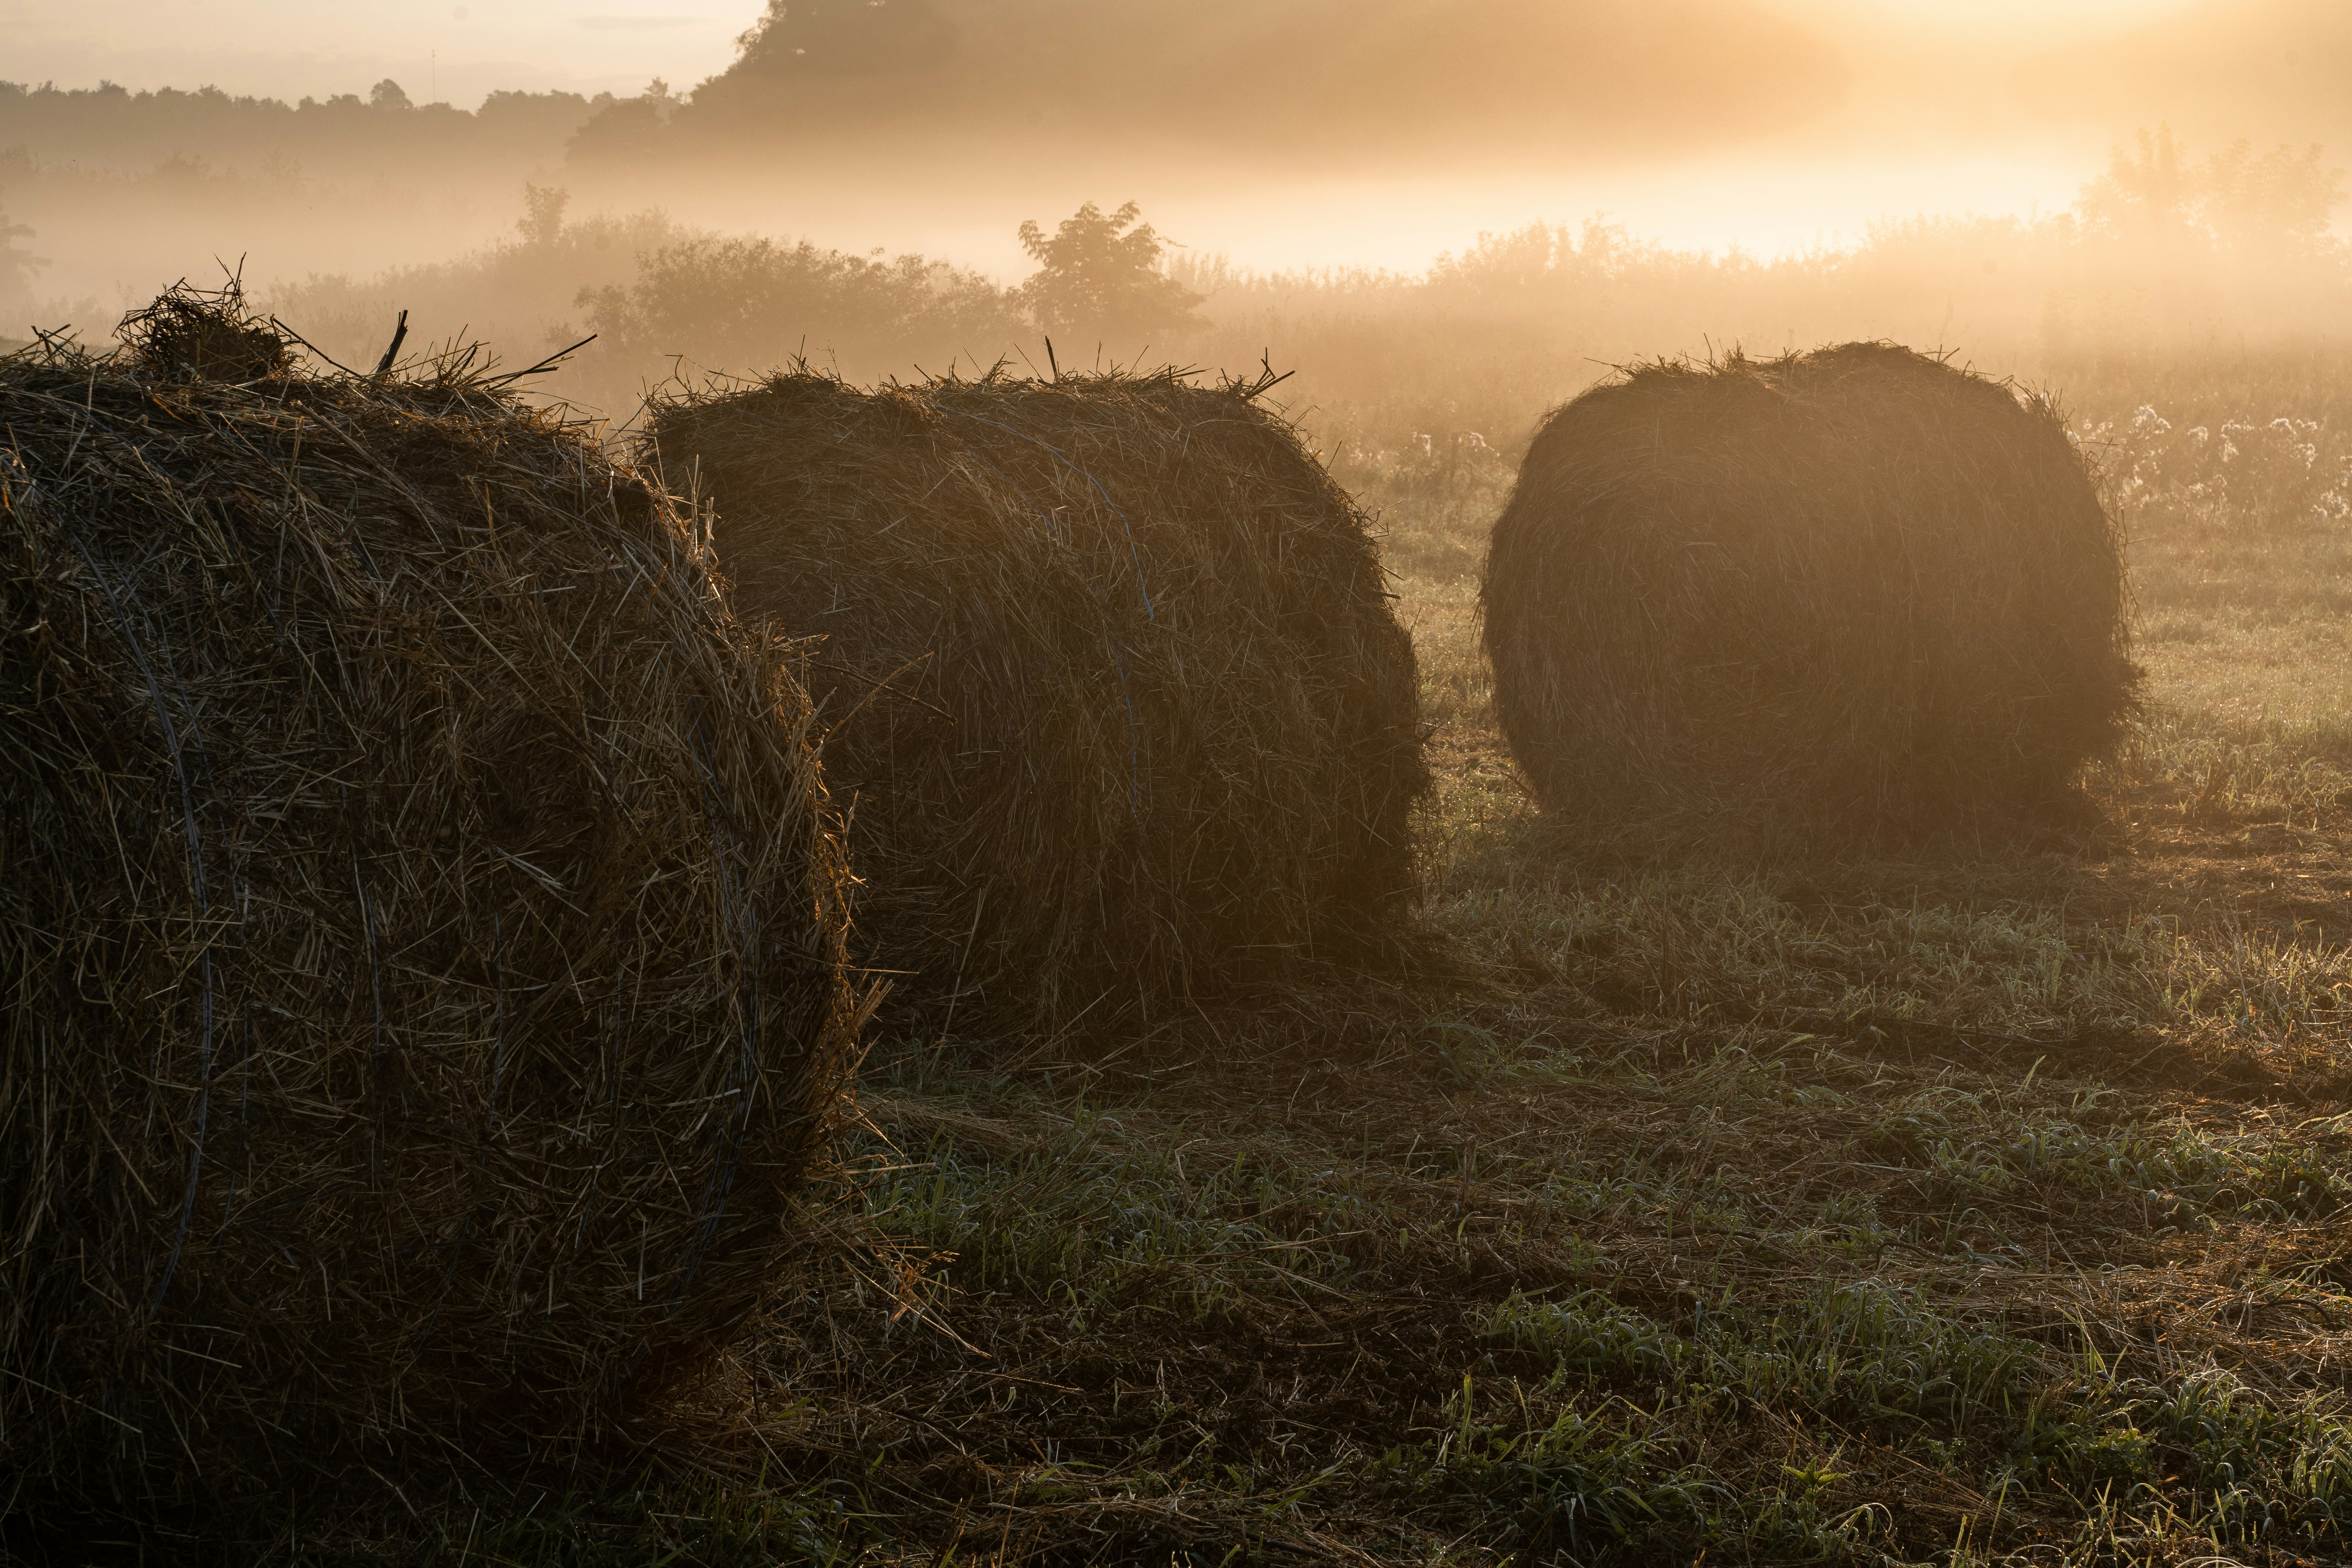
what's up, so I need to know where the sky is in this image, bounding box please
[4,0,2200,108]
[2,0,757,104]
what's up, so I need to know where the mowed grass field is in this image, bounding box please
[256,364,2352,1567]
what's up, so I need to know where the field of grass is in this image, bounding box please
[134,362,2352,1568]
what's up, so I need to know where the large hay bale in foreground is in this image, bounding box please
[1482,343,2138,835]
[0,318,856,1498]
[642,368,1428,1032]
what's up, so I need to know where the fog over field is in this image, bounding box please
[8,0,2344,542]
[6,0,2346,308]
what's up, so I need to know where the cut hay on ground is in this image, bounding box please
[0,293,858,1502]
[641,366,1428,1035]
[1481,342,2139,838]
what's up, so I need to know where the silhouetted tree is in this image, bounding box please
[726,0,958,82]
[2201,139,2344,253]
[2078,125,2345,255]
[369,79,413,112]
[577,233,1023,379]
[518,183,569,247]
[1016,201,1204,345]
[2076,126,2199,238]
[564,80,679,167]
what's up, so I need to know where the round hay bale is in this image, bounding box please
[640,367,1428,1034]
[0,313,857,1499]
[1480,343,2139,837]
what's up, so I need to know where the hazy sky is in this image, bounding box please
[6,0,2199,105]
[3,0,756,103]
[14,0,2322,278]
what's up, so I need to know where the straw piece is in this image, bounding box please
[117,274,297,383]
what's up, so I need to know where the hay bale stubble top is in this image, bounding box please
[1481,343,2139,838]
[0,322,857,1496]
[644,368,1429,1034]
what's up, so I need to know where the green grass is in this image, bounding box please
[706,1023,2352,1564]
[108,356,2352,1568]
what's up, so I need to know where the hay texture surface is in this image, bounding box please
[1482,343,2137,837]
[643,368,1427,1034]
[0,320,855,1497]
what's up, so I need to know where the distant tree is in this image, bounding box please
[2201,139,2344,253]
[1425,218,1650,300]
[369,79,413,111]
[578,233,1023,377]
[564,80,680,167]
[1016,201,1204,345]
[725,0,958,82]
[2076,125,2199,238]
[2077,125,2345,255]
[477,88,594,125]
[518,183,569,247]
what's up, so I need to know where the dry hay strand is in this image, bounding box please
[0,294,859,1503]
[115,274,296,384]
[640,365,1428,1036]
[1481,342,2139,842]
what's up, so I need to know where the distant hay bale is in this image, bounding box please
[1481,343,2138,838]
[641,366,1428,1034]
[0,300,857,1500]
